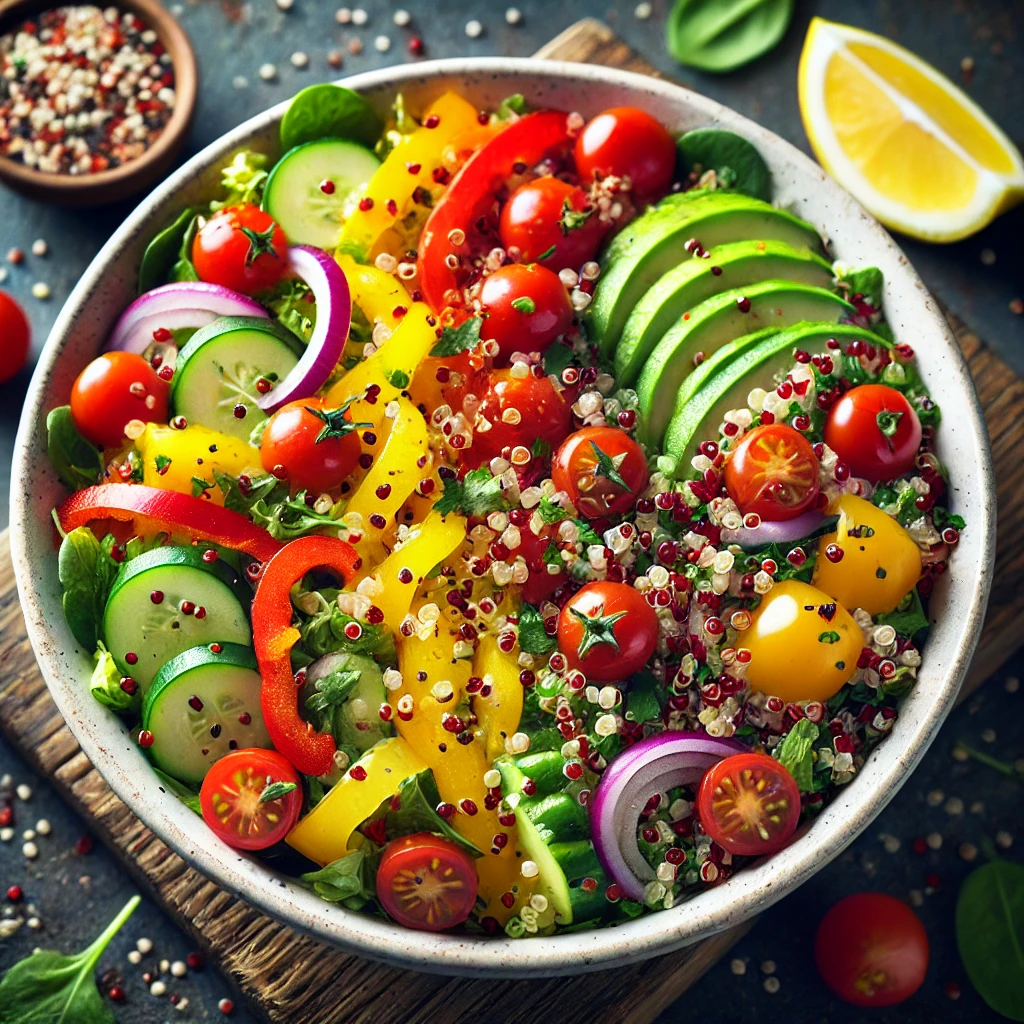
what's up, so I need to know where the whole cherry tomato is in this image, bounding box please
[573,107,676,199]
[260,397,366,493]
[70,351,170,448]
[557,581,658,682]
[697,752,801,857]
[479,263,573,364]
[376,832,479,932]
[499,177,606,272]
[552,426,648,520]
[724,423,820,521]
[199,748,302,851]
[824,384,922,482]
[815,893,929,1007]
[192,204,288,296]
[0,291,30,384]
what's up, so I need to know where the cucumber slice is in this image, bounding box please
[171,316,303,441]
[264,139,381,249]
[142,642,272,785]
[103,546,252,693]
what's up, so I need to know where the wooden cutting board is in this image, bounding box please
[0,18,1021,1024]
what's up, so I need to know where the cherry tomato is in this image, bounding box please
[376,832,478,932]
[573,107,676,199]
[192,204,288,296]
[260,397,364,494]
[824,384,922,482]
[70,351,170,449]
[724,423,820,521]
[815,893,929,1006]
[557,581,658,682]
[199,748,302,851]
[0,291,30,384]
[499,177,606,272]
[463,367,572,469]
[552,426,648,520]
[478,263,573,364]
[697,752,801,857]
[496,519,564,605]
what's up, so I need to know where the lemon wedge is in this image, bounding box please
[798,17,1024,241]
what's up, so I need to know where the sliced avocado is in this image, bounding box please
[636,281,854,449]
[664,321,893,475]
[590,194,824,359]
[614,240,833,387]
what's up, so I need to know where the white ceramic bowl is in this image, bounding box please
[10,59,995,977]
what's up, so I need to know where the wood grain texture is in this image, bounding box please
[0,17,1020,1024]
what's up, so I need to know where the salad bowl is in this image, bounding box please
[10,58,994,976]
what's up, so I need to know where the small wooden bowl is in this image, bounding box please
[0,0,197,206]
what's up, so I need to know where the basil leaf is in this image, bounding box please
[677,128,771,200]
[57,528,119,649]
[280,84,381,151]
[46,406,102,491]
[0,895,139,1024]
[383,770,483,857]
[775,718,819,792]
[518,602,555,655]
[666,0,795,73]
[137,206,202,293]
[956,858,1024,1020]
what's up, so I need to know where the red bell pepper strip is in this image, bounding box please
[252,534,362,777]
[57,484,283,563]
[416,111,572,312]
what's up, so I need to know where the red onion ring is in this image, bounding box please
[720,509,835,550]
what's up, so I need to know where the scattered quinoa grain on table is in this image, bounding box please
[351,7,368,26]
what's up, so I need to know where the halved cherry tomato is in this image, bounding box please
[376,832,479,932]
[199,748,302,851]
[697,752,801,857]
[499,177,605,272]
[824,384,922,482]
[552,426,648,520]
[724,423,820,521]
[0,291,30,384]
[815,893,929,1006]
[260,397,367,494]
[479,264,573,364]
[574,107,676,199]
[70,351,170,448]
[497,517,564,604]
[557,581,658,682]
[462,367,572,469]
[192,204,287,296]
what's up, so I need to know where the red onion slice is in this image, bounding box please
[256,245,351,413]
[106,282,268,354]
[720,509,835,550]
[589,732,745,900]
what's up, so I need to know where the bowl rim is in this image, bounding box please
[9,55,996,977]
[0,0,198,193]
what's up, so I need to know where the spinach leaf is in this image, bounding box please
[168,212,201,283]
[383,770,483,857]
[666,0,794,73]
[518,602,555,655]
[153,768,203,816]
[775,718,819,792]
[0,894,139,1024]
[280,84,381,151]
[677,128,771,200]
[137,206,202,293]
[46,406,102,491]
[57,528,119,649]
[956,858,1024,1021]
[625,670,665,724]
[302,849,377,905]
[89,642,133,712]
[876,589,930,640]
[433,467,509,518]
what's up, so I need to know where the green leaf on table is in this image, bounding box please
[775,718,819,792]
[137,205,202,293]
[280,84,382,151]
[46,406,102,491]
[57,528,120,650]
[518,602,555,656]
[666,0,795,73]
[676,128,771,200]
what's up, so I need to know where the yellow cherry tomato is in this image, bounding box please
[743,579,862,704]
[813,495,922,616]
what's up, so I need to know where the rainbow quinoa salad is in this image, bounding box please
[47,84,964,938]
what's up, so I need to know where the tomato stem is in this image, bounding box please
[569,603,627,659]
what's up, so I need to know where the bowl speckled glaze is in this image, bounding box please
[10,59,995,977]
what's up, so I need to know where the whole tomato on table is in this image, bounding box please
[192,204,288,296]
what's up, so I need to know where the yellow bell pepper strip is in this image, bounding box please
[338,91,479,264]
[473,632,525,764]
[136,423,260,506]
[285,736,428,866]
[335,253,411,332]
[366,509,466,630]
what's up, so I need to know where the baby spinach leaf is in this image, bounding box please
[775,718,819,792]
[677,128,771,200]
[429,315,484,358]
[383,770,483,857]
[137,205,202,293]
[280,84,381,152]
[57,528,119,650]
[168,213,201,283]
[876,589,930,641]
[46,406,102,491]
[302,849,376,904]
[542,341,576,379]
[518,602,556,655]
[625,670,665,724]
[666,0,795,73]
[0,894,139,1024]
[956,858,1024,1020]
[838,265,884,308]
[153,768,203,816]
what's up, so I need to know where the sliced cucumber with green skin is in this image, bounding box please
[636,281,855,448]
[142,642,272,785]
[664,321,892,475]
[103,546,252,693]
[171,316,303,441]
[614,240,833,387]
[264,138,381,249]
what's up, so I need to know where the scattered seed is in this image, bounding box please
[327,50,343,68]
[958,842,978,862]
[218,997,235,1014]
[0,828,13,842]
[730,957,746,975]
[944,796,964,816]
[150,979,167,997]
[351,7,368,25]
[22,841,38,859]
[996,830,1014,849]
[26,916,41,929]
[505,7,522,24]
[945,981,962,1000]
[926,788,944,807]
[137,936,154,954]
[969,800,984,814]
[909,888,924,906]
[761,960,776,975]
[258,63,278,81]
[15,785,31,802]
[635,1,653,18]
[0,268,7,283]
[348,37,363,55]
[1010,298,1023,315]
[980,727,996,743]
[980,248,996,265]
[276,0,294,9]
[232,75,249,89]
[926,832,943,850]
[22,829,34,841]
[763,977,780,994]
[880,833,901,854]
[1006,676,1020,693]
[393,9,410,26]
[7,248,23,264]
[128,949,143,965]
[171,960,187,977]
[951,745,969,761]
[31,239,47,257]
[34,819,50,836]
[465,19,483,38]
[374,35,391,52]
[335,7,351,24]
[290,51,309,68]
